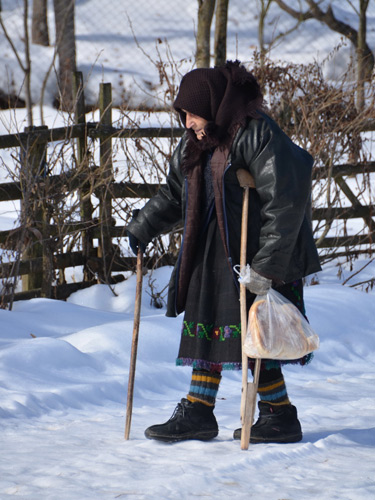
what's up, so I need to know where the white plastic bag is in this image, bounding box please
[243,288,320,360]
[233,263,251,287]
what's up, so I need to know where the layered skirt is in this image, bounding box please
[176,213,311,371]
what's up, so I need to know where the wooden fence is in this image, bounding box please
[0,73,374,304]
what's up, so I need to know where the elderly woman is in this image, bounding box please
[127,60,321,444]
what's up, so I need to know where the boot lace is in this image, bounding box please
[171,399,190,420]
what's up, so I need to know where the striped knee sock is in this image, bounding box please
[257,368,290,406]
[187,369,222,406]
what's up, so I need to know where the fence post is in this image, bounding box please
[335,175,374,232]
[73,71,94,281]
[20,126,51,294]
[98,82,114,280]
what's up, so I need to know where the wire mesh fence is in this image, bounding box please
[2,0,374,111]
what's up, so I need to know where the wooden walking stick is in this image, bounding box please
[236,168,261,450]
[124,246,143,440]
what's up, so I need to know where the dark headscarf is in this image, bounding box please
[173,60,264,157]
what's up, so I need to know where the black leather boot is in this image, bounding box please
[144,398,218,442]
[233,401,303,443]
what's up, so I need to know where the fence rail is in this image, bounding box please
[0,74,373,304]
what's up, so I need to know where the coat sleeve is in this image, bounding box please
[237,116,314,282]
[126,138,186,245]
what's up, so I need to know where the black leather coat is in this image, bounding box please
[127,114,321,317]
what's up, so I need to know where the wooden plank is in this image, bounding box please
[316,234,373,248]
[0,251,86,276]
[1,177,374,209]
[5,274,126,303]
[109,182,160,199]
[0,250,175,280]
[312,161,375,179]
[0,221,97,245]
[0,123,183,149]
[1,280,96,303]
[98,83,114,268]
[0,181,22,201]
[0,123,89,148]
[1,221,370,251]
[87,126,184,140]
[74,71,94,281]
[312,205,375,220]
[0,178,160,202]
[334,175,374,232]
[0,170,97,202]
[19,125,49,293]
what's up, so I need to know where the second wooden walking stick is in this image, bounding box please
[236,168,261,451]
[124,246,143,440]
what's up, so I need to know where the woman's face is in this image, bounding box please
[183,110,208,140]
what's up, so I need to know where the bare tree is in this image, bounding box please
[196,0,216,67]
[273,0,374,110]
[214,0,229,66]
[0,0,33,125]
[356,0,372,110]
[257,0,273,67]
[196,0,230,68]
[53,0,76,111]
[32,0,49,46]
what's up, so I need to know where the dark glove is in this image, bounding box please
[127,209,147,256]
[127,230,146,256]
[248,267,272,296]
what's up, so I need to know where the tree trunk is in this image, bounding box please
[214,0,229,66]
[257,0,273,68]
[32,0,49,46]
[196,0,216,68]
[23,0,33,126]
[356,0,369,111]
[53,0,76,112]
[274,0,374,82]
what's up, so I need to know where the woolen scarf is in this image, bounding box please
[173,60,264,172]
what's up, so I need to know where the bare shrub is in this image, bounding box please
[248,51,375,264]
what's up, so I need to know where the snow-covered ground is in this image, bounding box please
[1,1,375,499]
[1,261,375,499]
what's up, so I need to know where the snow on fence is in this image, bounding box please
[0,73,374,305]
